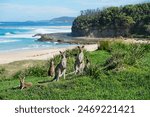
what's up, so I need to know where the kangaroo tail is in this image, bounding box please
[66,71,75,76]
[50,75,57,82]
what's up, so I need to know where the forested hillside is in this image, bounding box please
[72,3,150,38]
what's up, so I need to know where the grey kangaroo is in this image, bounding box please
[84,57,90,71]
[53,51,67,81]
[74,46,85,74]
[19,77,32,90]
[48,60,55,77]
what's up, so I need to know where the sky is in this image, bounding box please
[0,0,149,21]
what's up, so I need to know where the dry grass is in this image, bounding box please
[0,60,47,78]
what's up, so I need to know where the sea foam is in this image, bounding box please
[0,39,20,43]
[0,25,72,52]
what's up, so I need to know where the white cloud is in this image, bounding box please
[0,3,78,21]
[0,0,148,21]
[0,3,77,14]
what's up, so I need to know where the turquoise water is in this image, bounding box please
[0,25,72,52]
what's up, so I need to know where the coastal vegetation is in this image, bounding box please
[0,40,150,100]
[72,3,150,38]
[0,2,150,100]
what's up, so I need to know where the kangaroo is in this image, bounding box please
[19,77,32,90]
[84,57,90,71]
[74,46,85,74]
[53,51,67,81]
[48,60,55,77]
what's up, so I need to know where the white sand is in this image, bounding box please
[0,44,98,64]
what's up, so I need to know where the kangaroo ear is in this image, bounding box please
[77,46,80,48]
[59,51,62,54]
[82,45,85,48]
[66,54,68,58]
[50,60,52,64]
[74,54,77,57]
[20,78,24,82]
[86,58,90,62]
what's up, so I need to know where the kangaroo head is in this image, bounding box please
[19,78,22,84]
[50,59,54,66]
[59,51,66,59]
[86,58,90,63]
[20,77,25,84]
[78,46,84,52]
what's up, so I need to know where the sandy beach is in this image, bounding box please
[0,44,98,65]
[0,37,149,65]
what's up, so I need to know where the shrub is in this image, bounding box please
[0,67,5,75]
[14,65,48,78]
[84,62,108,80]
[98,40,111,52]
[123,44,150,65]
[26,66,48,77]
[0,67,6,80]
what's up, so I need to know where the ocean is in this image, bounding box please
[0,22,72,53]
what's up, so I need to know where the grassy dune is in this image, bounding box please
[0,40,150,100]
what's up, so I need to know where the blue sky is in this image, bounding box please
[0,0,149,21]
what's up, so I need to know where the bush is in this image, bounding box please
[123,44,150,65]
[0,67,5,75]
[14,65,48,78]
[26,66,48,77]
[98,40,111,51]
[0,67,6,80]
[92,41,150,77]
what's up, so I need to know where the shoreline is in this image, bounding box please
[0,30,149,65]
[0,44,98,65]
[35,32,150,45]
